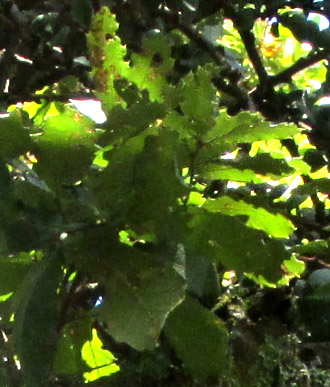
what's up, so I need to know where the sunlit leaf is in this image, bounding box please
[87,7,129,110]
[129,32,174,101]
[34,109,96,187]
[82,328,119,382]
[204,196,295,237]
[188,209,287,282]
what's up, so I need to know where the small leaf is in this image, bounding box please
[181,67,217,127]
[87,7,129,110]
[185,252,220,307]
[224,153,293,176]
[82,329,119,382]
[164,296,230,381]
[197,163,264,183]
[204,110,299,146]
[129,32,174,101]
[54,316,93,375]
[291,240,328,255]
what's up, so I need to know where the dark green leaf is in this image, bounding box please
[54,316,93,375]
[100,251,185,351]
[224,153,293,176]
[0,253,35,298]
[0,110,31,158]
[292,178,330,195]
[13,248,64,387]
[188,209,287,281]
[164,296,230,381]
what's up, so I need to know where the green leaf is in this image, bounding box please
[0,110,31,158]
[164,296,230,381]
[283,255,305,277]
[223,153,293,176]
[181,67,217,128]
[13,248,64,387]
[197,163,264,183]
[279,12,320,45]
[100,252,185,351]
[98,100,166,147]
[0,253,35,297]
[185,251,220,307]
[34,109,96,187]
[54,316,93,375]
[204,110,300,146]
[204,196,294,238]
[291,240,328,255]
[188,210,287,282]
[87,7,129,110]
[82,328,119,382]
[129,32,174,101]
[292,178,330,195]
[94,131,187,229]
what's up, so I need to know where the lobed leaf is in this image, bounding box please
[204,196,295,238]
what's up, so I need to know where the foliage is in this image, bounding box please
[2,0,330,386]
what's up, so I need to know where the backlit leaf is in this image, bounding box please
[204,196,295,238]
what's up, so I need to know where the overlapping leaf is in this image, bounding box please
[188,209,288,282]
[204,196,294,238]
[13,248,64,387]
[164,296,230,381]
[34,109,96,187]
[100,251,185,351]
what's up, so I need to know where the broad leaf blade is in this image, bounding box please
[0,110,31,158]
[34,109,96,187]
[100,253,185,351]
[164,296,230,381]
[204,196,294,238]
[188,210,287,282]
[13,248,64,387]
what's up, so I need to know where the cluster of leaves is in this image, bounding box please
[3,0,330,386]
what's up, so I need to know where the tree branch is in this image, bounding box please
[237,27,269,87]
[157,8,252,108]
[270,50,329,86]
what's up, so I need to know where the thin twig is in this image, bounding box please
[156,8,252,107]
